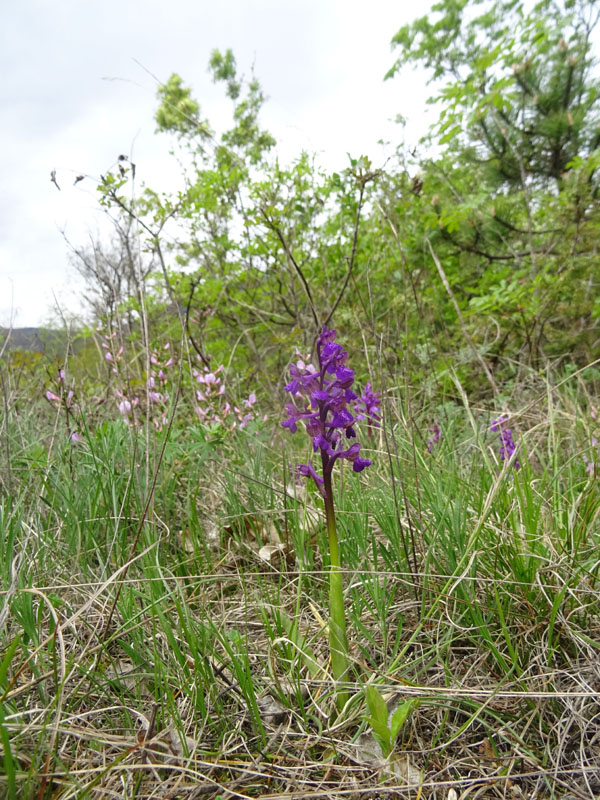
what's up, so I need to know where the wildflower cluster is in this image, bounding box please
[98,326,138,424]
[235,392,259,429]
[354,382,381,439]
[194,364,226,424]
[45,367,82,442]
[99,326,176,431]
[282,327,372,495]
[101,330,123,374]
[194,360,262,430]
[490,415,520,470]
[45,369,75,410]
[147,344,173,431]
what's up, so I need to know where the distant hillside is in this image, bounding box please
[0,327,84,355]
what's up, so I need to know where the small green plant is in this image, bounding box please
[364,684,418,759]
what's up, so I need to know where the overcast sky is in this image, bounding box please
[1,0,434,328]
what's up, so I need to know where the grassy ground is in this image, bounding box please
[1,369,600,799]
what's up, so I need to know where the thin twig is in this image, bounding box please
[260,210,320,330]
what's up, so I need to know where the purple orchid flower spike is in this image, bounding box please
[282,326,375,711]
[282,327,372,496]
[491,415,520,470]
[426,421,442,452]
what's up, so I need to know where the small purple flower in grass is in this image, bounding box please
[584,436,599,475]
[244,392,257,408]
[426,421,442,452]
[491,416,520,470]
[146,346,174,430]
[583,456,597,475]
[116,391,139,424]
[354,382,381,439]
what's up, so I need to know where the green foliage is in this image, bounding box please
[208,49,240,98]
[155,73,207,137]
[365,685,418,758]
[380,0,600,378]
[388,0,600,186]
[68,3,600,403]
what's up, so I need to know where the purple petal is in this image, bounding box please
[329,408,354,428]
[282,417,298,434]
[335,366,354,386]
[313,434,330,452]
[296,461,324,487]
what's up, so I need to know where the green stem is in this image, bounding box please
[322,469,350,711]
